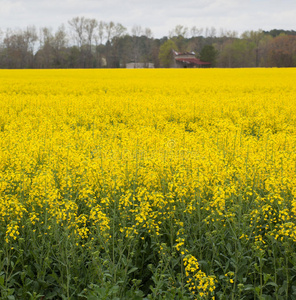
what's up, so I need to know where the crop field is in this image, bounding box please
[0,68,296,299]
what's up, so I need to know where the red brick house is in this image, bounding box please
[172,50,211,68]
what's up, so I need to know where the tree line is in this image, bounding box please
[0,17,295,68]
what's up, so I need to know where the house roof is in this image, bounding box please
[175,57,211,65]
[173,50,196,56]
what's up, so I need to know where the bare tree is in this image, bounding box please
[54,25,68,50]
[114,23,126,40]
[209,27,217,38]
[68,16,86,47]
[131,25,143,64]
[3,28,36,68]
[218,28,227,38]
[95,21,105,45]
[131,25,143,37]
[169,25,188,38]
[223,30,238,38]
[144,27,153,39]
[190,26,203,37]
[105,21,115,42]
[104,21,127,67]
[143,27,154,66]
[84,19,98,49]
[37,27,54,68]
[104,21,126,43]
[24,26,38,54]
[0,29,3,66]
[0,28,3,45]
[39,27,53,48]
[53,25,68,67]
[83,18,98,66]
[169,25,188,52]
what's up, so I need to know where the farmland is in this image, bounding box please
[0,69,296,299]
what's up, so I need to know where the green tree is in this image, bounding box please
[199,44,218,66]
[158,39,177,67]
[218,39,256,67]
[241,30,265,66]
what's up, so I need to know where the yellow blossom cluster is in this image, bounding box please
[183,254,216,298]
[5,222,19,243]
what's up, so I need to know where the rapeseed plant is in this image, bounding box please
[0,69,296,299]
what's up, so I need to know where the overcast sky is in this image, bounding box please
[1,0,296,38]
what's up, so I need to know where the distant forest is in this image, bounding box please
[0,17,296,68]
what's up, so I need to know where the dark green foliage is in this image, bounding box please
[199,45,218,66]
[263,29,296,37]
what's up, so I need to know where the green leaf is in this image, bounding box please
[0,275,4,286]
[265,281,278,288]
[243,284,254,291]
[128,267,138,274]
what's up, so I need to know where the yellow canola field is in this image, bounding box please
[1,68,296,298]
